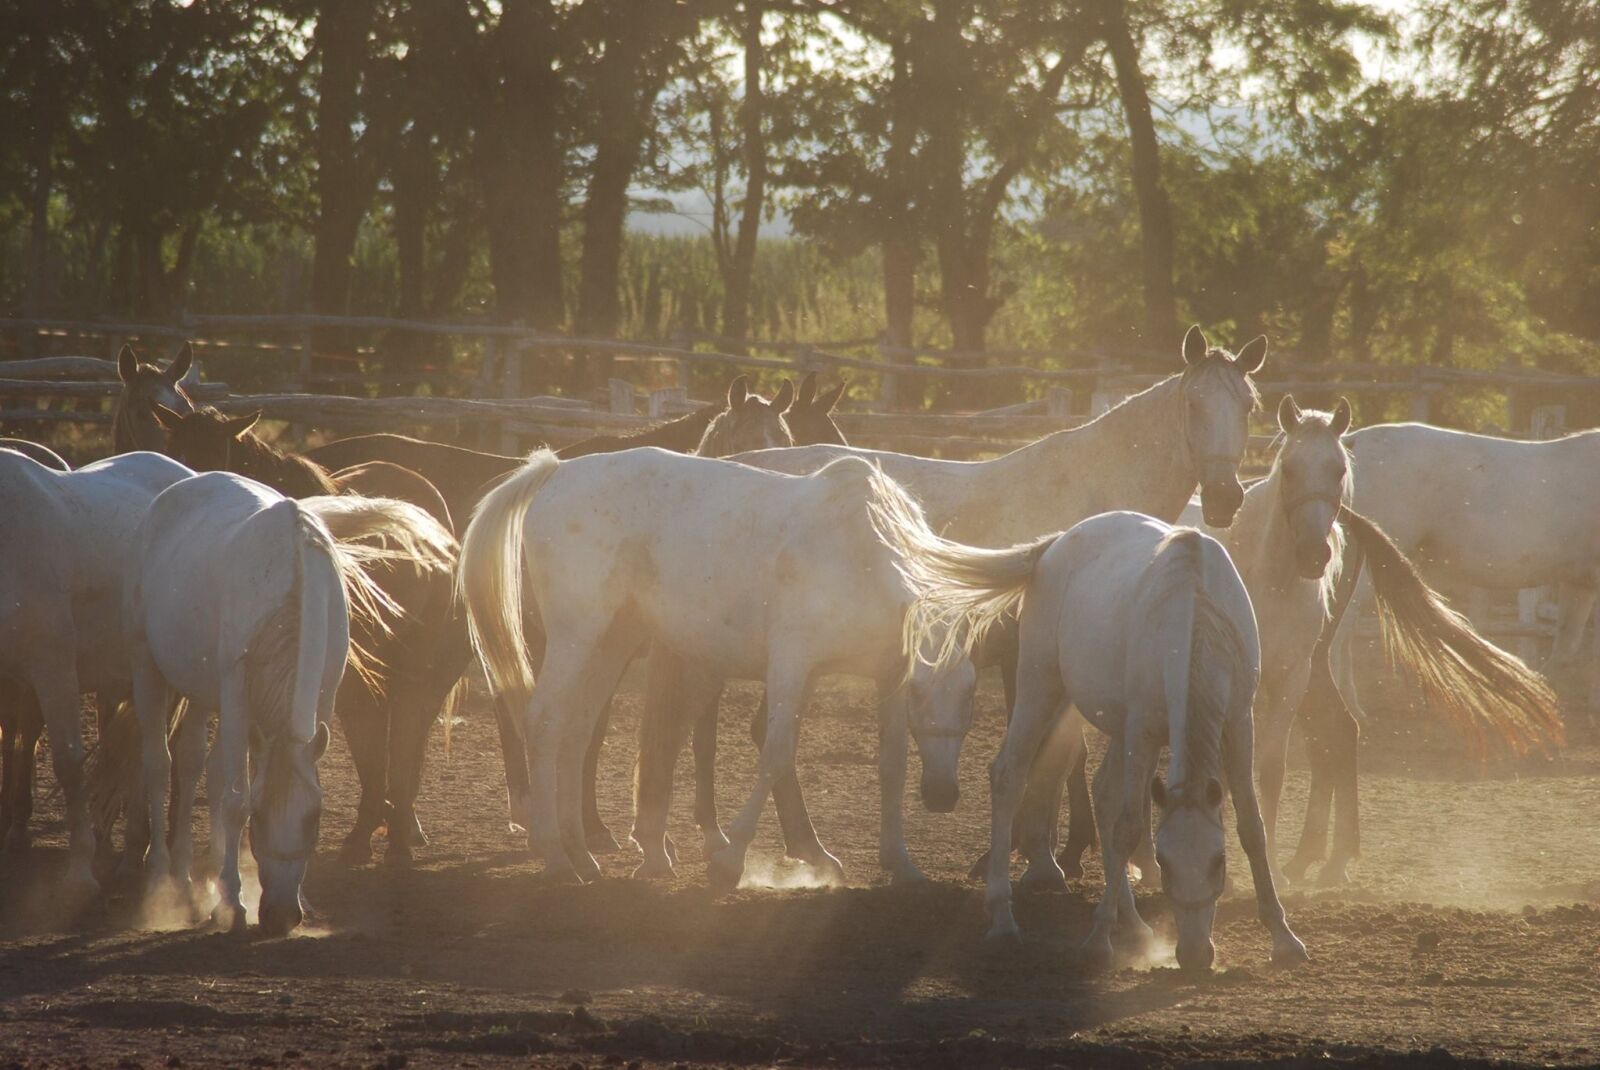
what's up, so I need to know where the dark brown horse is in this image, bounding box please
[149,405,468,865]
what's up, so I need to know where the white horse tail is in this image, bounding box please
[456,449,561,709]
[872,463,1055,674]
[296,494,458,691]
[1131,528,1251,791]
[1339,506,1565,759]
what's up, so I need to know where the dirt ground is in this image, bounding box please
[4,672,1600,1070]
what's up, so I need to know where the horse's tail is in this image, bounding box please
[456,450,560,710]
[1340,506,1564,758]
[866,463,1055,675]
[1130,528,1253,791]
[297,494,458,694]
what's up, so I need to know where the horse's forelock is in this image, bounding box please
[1185,351,1262,412]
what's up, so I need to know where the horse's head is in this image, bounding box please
[250,721,331,936]
[151,405,260,473]
[787,372,849,447]
[697,375,795,457]
[1178,325,1266,528]
[1152,775,1227,975]
[905,654,977,814]
[1274,394,1352,580]
[115,343,196,452]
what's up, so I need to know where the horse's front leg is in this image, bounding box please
[211,679,250,933]
[1081,742,1127,968]
[710,661,813,892]
[335,679,387,865]
[874,680,923,885]
[690,679,728,855]
[1224,720,1308,966]
[1323,697,1362,886]
[1253,677,1297,885]
[983,674,1065,941]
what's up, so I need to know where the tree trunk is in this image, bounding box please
[574,11,653,388]
[481,0,564,333]
[721,3,768,349]
[880,42,918,408]
[1101,0,1178,361]
[24,88,55,353]
[310,0,379,321]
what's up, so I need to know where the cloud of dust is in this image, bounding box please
[737,856,847,891]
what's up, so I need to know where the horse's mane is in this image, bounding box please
[555,403,722,460]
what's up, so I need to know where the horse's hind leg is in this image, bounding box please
[32,652,97,897]
[1285,661,1339,884]
[751,694,842,879]
[336,681,388,865]
[631,652,715,878]
[552,628,641,883]
[1057,738,1096,879]
[168,705,208,911]
[581,693,622,854]
[1223,717,1308,966]
[691,680,729,854]
[384,677,453,866]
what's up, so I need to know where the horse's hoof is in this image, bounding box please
[702,829,731,856]
[793,847,846,883]
[573,851,603,884]
[585,826,622,855]
[966,850,992,883]
[984,919,1023,945]
[1055,850,1085,881]
[1283,858,1314,885]
[664,834,680,867]
[1272,934,1310,967]
[631,857,676,881]
[337,836,374,867]
[1079,934,1115,972]
[885,859,929,886]
[383,843,415,868]
[211,901,247,934]
[707,849,744,893]
[1018,860,1068,893]
[1318,859,1353,887]
[536,862,585,886]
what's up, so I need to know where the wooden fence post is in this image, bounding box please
[1529,404,1565,440]
[298,327,314,391]
[649,386,687,418]
[1046,386,1074,421]
[609,378,635,415]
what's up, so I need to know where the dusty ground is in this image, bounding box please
[4,672,1600,1069]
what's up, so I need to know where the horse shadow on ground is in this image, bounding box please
[0,844,1194,1044]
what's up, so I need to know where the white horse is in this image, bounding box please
[634,325,1268,880]
[895,511,1305,973]
[125,471,454,934]
[1027,401,1566,888]
[457,447,976,887]
[0,449,192,893]
[1332,422,1600,718]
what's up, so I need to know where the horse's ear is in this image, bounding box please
[1205,777,1224,810]
[772,379,795,414]
[166,342,194,383]
[796,371,818,408]
[152,404,186,432]
[224,411,261,440]
[1182,324,1208,366]
[726,375,750,410]
[311,720,331,762]
[1150,777,1167,811]
[1330,396,1353,436]
[1234,334,1268,374]
[117,344,139,383]
[818,380,847,412]
[1276,394,1302,434]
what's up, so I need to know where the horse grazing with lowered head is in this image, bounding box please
[898,510,1306,974]
[125,470,454,933]
[146,404,466,866]
[457,448,977,887]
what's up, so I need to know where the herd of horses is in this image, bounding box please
[0,325,1576,974]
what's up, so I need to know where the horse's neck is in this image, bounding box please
[236,437,335,499]
[1223,472,1320,664]
[989,376,1193,532]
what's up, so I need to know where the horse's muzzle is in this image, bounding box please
[1177,938,1216,975]
[920,775,960,814]
[1296,543,1332,580]
[1199,482,1245,528]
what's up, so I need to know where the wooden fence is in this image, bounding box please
[4,313,1599,697]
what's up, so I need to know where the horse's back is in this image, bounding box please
[0,438,68,470]
[333,461,454,532]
